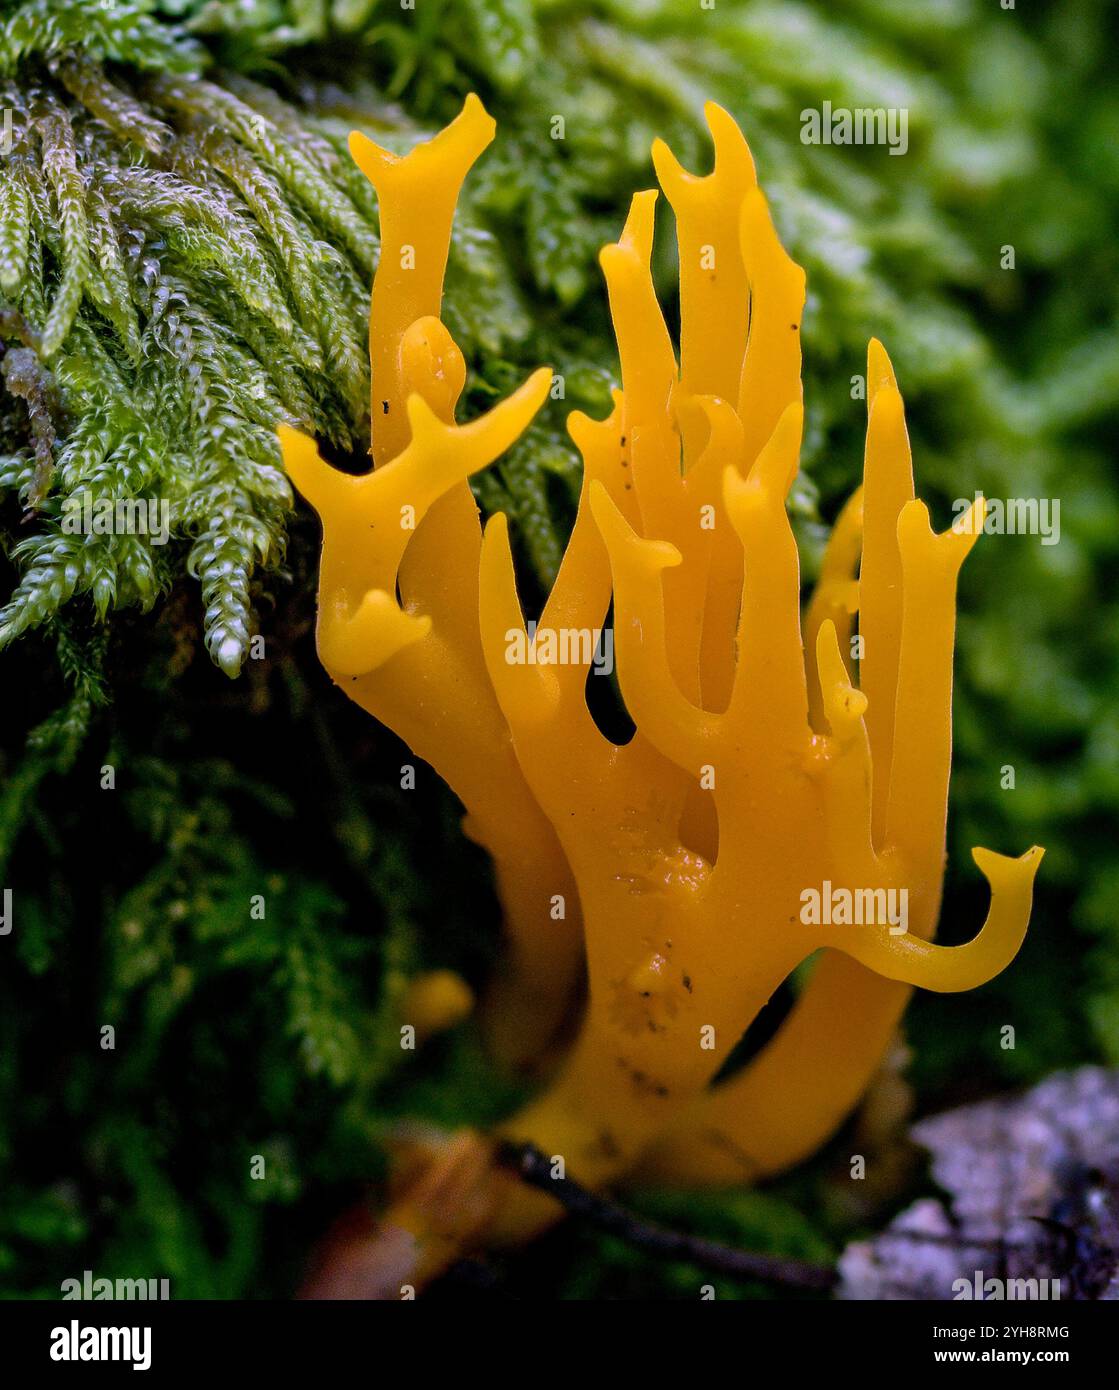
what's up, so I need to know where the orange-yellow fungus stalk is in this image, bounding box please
[280,97,1042,1284]
[280,97,580,1067]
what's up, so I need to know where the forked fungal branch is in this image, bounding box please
[280,95,1042,1276]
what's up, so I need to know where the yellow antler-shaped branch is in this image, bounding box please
[828,846,1044,992]
[285,95,1042,1277]
[281,100,580,1066]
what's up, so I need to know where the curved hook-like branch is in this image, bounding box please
[826,846,1043,992]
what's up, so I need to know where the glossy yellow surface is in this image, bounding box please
[280,97,579,1067]
[280,96,1042,1268]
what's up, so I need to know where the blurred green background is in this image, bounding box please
[0,0,1116,1297]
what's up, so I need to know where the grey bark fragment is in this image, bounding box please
[838,1067,1119,1300]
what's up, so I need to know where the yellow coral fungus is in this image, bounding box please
[279,96,1042,1284]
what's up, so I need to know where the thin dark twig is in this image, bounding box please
[881,1229,1034,1253]
[497,1141,837,1293]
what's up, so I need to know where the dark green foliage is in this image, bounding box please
[0,0,1117,1298]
